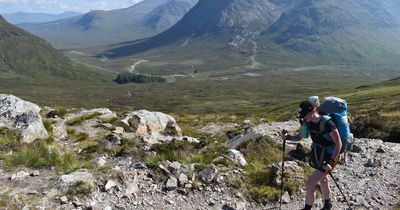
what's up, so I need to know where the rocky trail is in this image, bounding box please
[0,94,399,210]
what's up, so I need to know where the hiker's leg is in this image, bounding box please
[305,169,325,205]
[320,174,330,200]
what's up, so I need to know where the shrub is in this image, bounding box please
[66,113,101,126]
[386,126,400,143]
[4,142,61,169]
[114,72,166,84]
[65,181,93,200]
[0,128,21,153]
[42,119,56,133]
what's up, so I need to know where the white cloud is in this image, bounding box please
[0,0,28,3]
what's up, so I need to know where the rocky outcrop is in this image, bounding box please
[0,94,48,143]
[121,110,183,144]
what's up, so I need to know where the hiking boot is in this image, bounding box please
[320,202,332,210]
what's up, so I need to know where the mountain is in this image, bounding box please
[105,0,400,69]
[105,0,294,57]
[3,11,81,24]
[19,0,198,48]
[0,15,91,79]
[260,0,400,66]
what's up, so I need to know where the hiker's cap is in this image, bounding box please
[297,100,314,118]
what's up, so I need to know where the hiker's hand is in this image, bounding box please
[323,161,333,172]
[280,130,289,140]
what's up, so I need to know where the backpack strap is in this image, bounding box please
[319,115,331,135]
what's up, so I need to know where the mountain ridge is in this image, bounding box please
[19,0,198,48]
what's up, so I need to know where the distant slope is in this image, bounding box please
[0,15,94,79]
[105,0,291,57]
[19,0,198,48]
[3,11,81,24]
[260,0,400,66]
[105,0,400,71]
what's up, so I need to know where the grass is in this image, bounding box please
[65,112,102,126]
[0,129,92,173]
[42,119,56,133]
[65,181,93,200]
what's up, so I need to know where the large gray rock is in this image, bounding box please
[0,94,48,143]
[121,110,182,144]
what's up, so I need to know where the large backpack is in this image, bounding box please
[318,97,353,153]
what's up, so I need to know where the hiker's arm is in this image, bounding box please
[280,131,302,141]
[329,129,342,161]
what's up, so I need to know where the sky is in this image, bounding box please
[0,0,144,14]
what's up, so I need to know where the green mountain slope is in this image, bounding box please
[0,15,94,79]
[19,0,198,48]
[105,0,289,57]
[104,0,400,73]
[260,0,400,67]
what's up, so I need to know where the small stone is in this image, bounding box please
[11,171,30,180]
[113,127,125,134]
[158,164,171,175]
[60,196,68,205]
[178,173,188,186]
[134,163,147,169]
[199,168,216,183]
[376,147,385,153]
[366,158,376,167]
[104,206,112,210]
[169,161,181,174]
[104,180,117,191]
[72,201,83,207]
[166,199,175,205]
[209,201,216,206]
[125,179,139,197]
[351,144,363,153]
[30,170,40,177]
[87,204,102,210]
[236,201,246,210]
[95,156,107,167]
[227,149,247,166]
[166,177,178,190]
[281,191,291,204]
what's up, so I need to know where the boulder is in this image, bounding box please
[227,131,263,149]
[227,149,247,166]
[0,94,48,143]
[104,180,117,191]
[121,110,182,144]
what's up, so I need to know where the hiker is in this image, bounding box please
[282,100,342,210]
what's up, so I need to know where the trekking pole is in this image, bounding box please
[328,171,352,210]
[279,130,287,210]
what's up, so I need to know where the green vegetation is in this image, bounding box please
[42,119,56,133]
[66,112,102,126]
[65,181,93,200]
[115,72,166,84]
[242,137,302,203]
[0,128,91,173]
[395,201,400,210]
